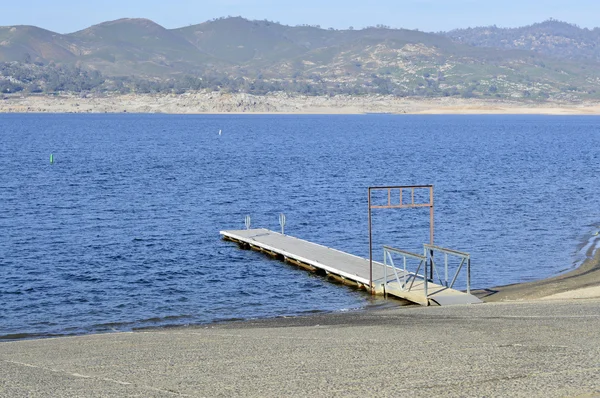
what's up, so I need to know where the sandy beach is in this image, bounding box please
[2,92,600,115]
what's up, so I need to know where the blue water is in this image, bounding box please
[1,114,600,339]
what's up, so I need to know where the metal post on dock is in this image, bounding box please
[403,256,407,289]
[424,261,429,306]
[467,257,471,295]
[429,185,434,281]
[279,213,286,235]
[368,185,435,296]
[444,253,448,287]
[383,248,387,297]
[424,246,428,292]
[368,188,374,294]
[245,215,251,230]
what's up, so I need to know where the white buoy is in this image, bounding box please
[219,129,222,136]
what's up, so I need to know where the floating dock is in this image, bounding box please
[220,228,482,306]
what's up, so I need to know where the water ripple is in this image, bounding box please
[1,114,599,339]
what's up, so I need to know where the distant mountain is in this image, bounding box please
[172,17,460,66]
[443,20,600,61]
[68,18,218,75]
[0,25,75,62]
[174,17,313,66]
[2,17,600,101]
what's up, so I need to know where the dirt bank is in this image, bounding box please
[3,92,600,114]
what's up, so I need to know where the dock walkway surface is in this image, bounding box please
[220,228,482,306]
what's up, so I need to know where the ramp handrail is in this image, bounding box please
[423,244,471,295]
[382,246,430,303]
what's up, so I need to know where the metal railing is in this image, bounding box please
[424,244,471,295]
[382,246,429,300]
[279,213,286,235]
[382,244,472,303]
[243,213,286,234]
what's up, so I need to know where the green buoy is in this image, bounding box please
[50,154,54,164]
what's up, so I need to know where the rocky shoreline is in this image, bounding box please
[2,92,600,114]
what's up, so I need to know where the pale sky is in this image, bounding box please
[2,0,599,34]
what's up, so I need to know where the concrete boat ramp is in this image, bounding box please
[220,228,482,306]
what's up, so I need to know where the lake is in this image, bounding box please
[1,114,599,339]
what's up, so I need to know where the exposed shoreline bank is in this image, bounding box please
[3,92,600,115]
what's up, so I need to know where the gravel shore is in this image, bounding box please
[1,298,599,397]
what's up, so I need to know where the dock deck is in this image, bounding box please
[220,228,482,306]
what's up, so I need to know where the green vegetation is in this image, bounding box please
[2,17,600,100]
[444,19,600,61]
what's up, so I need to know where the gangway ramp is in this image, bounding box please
[220,228,482,306]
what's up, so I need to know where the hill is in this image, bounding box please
[2,17,600,101]
[443,20,600,61]
[174,17,312,66]
[0,25,75,62]
[68,18,219,75]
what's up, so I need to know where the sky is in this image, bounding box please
[2,0,599,34]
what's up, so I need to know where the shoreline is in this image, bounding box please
[2,234,599,342]
[475,234,600,302]
[1,241,599,396]
[3,92,600,115]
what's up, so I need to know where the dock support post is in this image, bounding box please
[424,265,429,306]
[383,248,387,297]
[467,257,471,295]
[424,247,429,306]
[403,256,407,290]
[444,253,448,287]
[368,188,374,294]
[429,185,434,281]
